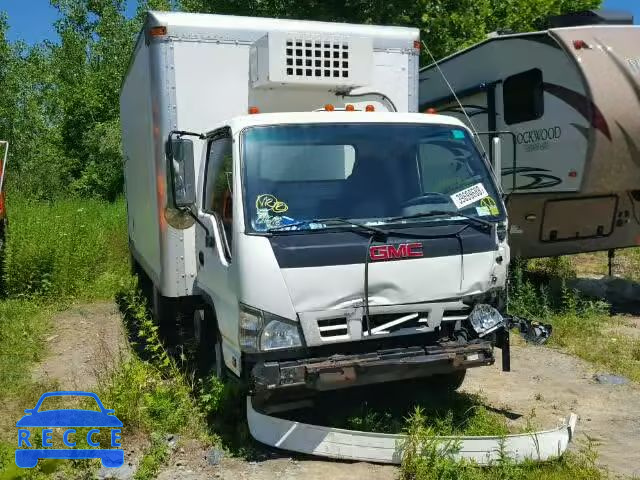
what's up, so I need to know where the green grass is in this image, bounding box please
[0,195,130,438]
[3,194,128,300]
[508,259,640,383]
[402,408,608,480]
[548,313,640,382]
[571,248,640,282]
[0,299,54,397]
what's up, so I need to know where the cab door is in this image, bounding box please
[195,127,240,374]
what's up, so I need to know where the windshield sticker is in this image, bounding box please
[452,129,466,140]
[480,197,500,216]
[450,183,489,209]
[256,194,288,213]
[476,206,491,217]
[254,211,296,231]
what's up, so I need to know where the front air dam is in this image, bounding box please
[246,397,578,465]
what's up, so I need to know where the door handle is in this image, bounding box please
[198,251,204,266]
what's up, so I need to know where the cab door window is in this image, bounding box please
[204,133,233,256]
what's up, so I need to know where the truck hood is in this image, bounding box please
[280,251,499,312]
[271,226,503,312]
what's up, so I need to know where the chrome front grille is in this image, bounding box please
[298,300,470,347]
[317,317,348,338]
[362,312,428,336]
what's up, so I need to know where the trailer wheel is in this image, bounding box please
[428,369,467,392]
[194,307,225,379]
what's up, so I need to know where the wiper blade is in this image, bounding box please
[388,211,493,229]
[268,217,387,237]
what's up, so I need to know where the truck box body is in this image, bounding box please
[121,11,420,298]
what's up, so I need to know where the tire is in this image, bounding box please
[428,369,467,392]
[152,287,179,330]
[193,307,225,379]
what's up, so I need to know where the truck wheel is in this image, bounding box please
[152,287,178,330]
[428,370,467,392]
[193,308,225,379]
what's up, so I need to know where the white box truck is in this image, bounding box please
[121,11,511,404]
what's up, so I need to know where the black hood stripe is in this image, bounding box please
[268,225,497,269]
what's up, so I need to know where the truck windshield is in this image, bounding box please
[242,123,504,233]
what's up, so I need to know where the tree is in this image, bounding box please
[180,0,602,60]
[0,0,603,200]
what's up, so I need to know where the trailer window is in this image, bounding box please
[503,68,544,125]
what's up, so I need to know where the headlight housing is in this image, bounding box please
[239,304,303,352]
[468,304,504,337]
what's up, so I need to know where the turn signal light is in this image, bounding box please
[248,106,260,114]
[150,26,167,37]
[365,104,375,112]
[573,40,589,50]
[324,104,335,111]
[345,104,355,111]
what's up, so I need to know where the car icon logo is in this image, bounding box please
[15,391,124,468]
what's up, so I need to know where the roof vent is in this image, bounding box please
[547,9,633,28]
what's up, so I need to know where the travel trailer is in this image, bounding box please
[121,11,510,412]
[419,11,640,259]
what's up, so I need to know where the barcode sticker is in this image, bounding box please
[450,183,489,209]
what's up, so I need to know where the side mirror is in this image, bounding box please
[168,138,196,208]
[491,136,502,190]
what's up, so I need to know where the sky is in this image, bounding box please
[2,0,137,44]
[1,0,639,44]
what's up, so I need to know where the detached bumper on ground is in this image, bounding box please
[251,340,495,393]
[247,397,578,465]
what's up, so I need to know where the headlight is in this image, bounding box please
[238,304,303,352]
[468,304,504,337]
[261,317,303,351]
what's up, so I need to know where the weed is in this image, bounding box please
[100,282,206,439]
[134,432,169,480]
[198,373,253,455]
[401,408,609,480]
[115,280,174,373]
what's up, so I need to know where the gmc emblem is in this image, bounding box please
[369,243,424,261]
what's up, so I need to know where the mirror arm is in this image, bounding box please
[166,129,206,165]
[181,207,214,247]
[167,130,206,143]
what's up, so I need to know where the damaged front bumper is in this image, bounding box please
[251,340,494,393]
[247,396,578,465]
